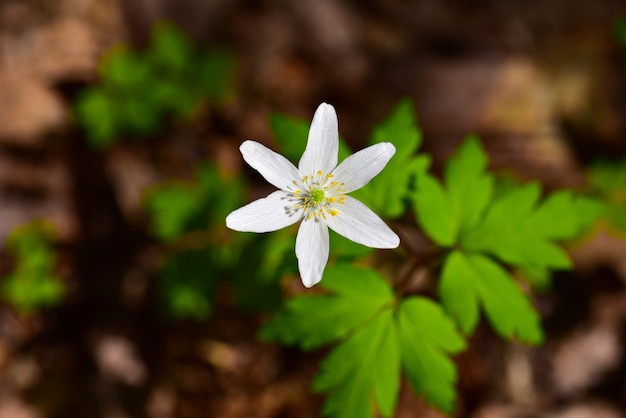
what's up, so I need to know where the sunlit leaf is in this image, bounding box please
[441,251,543,343]
[354,99,427,218]
[262,265,467,416]
[397,297,466,413]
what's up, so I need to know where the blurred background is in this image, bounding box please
[1,0,626,417]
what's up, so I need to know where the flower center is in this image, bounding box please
[284,170,347,221]
[310,188,325,203]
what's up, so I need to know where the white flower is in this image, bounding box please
[226,103,400,287]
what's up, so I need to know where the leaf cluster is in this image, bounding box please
[75,22,235,148]
[144,164,288,319]
[414,137,603,342]
[1,222,64,314]
[588,160,626,231]
[261,265,465,417]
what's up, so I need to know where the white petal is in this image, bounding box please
[298,103,338,176]
[331,142,396,193]
[226,190,301,232]
[295,219,329,288]
[240,140,301,191]
[325,196,399,248]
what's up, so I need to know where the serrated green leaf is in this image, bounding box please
[329,229,374,259]
[259,265,394,349]
[353,99,425,218]
[462,182,598,270]
[440,253,480,334]
[313,309,400,418]
[270,112,352,164]
[413,174,456,246]
[269,113,311,163]
[397,297,466,413]
[440,251,543,344]
[320,264,394,300]
[369,99,421,156]
[445,135,493,235]
[524,191,603,240]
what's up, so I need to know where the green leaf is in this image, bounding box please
[440,251,543,344]
[269,113,311,163]
[313,310,400,418]
[263,265,467,416]
[524,191,603,240]
[588,160,626,196]
[159,248,216,319]
[270,112,352,164]
[144,182,202,241]
[353,99,426,218]
[462,183,600,270]
[75,88,118,148]
[615,18,626,46]
[517,266,552,293]
[606,203,626,231]
[149,23,194,73]
[444,135,493,236]
[102,47,150,90]
[329,229,374,259]
[413,174,456,246]
[200,51,235,101]
[1,222,65,313]
[259,265,394,349]
[397,297,466,413]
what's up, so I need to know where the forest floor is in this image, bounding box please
[1,0,626,417]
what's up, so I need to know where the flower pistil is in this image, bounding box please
[287,170,347,221]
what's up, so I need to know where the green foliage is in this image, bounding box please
[144,164,245,242]
[159,248,215,319]
[270,99,428,221]
[270,112,352,164]
[145,163,287,319]
[269,111,376,260]
[75,22,235,148]
[441,251,542,343]
[588,160,626,231]
[1,222,64,314]
[352,99,430,218]
[261,265,466,416]
[615,18,626,46]
[413,136,603,342]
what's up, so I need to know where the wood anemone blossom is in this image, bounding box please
[226,103,400,287]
